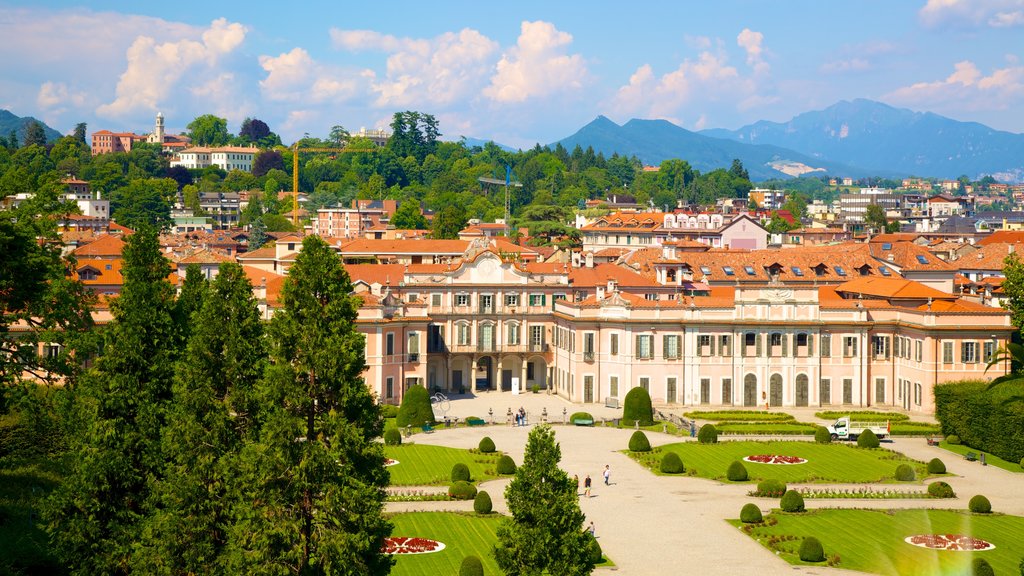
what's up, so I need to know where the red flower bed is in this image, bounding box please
[905,534,994,551]
[382,537,446,555]
[384,458,399,467]
[742,454,808,465]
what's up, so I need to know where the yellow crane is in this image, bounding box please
[290,143,378,226]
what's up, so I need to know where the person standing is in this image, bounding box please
[574,474,579,496]
[602,465,610,485]
[588,521,596,536]
[584,474,592,498]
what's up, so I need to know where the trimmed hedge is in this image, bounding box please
[740,503,763,523]
[383,428,402,446]
[927,458,946,474]
[478,436,496,453]
[894,464,916,481]
[697,424,719,444]
[660,452,685,474]
[969,494,992,514]
[857,429,880,448]
[727,460,748,482]
[814,426,832,444]
[755,479,787,497]
[799,536,825,562]
[685,410,795,422]
[816,410,909,422]
[396,384,435,428]
[628,430,651,452]
[451,463,471,483]
[380,404,399,419]
[460,555,484,576]
[947,434,961,445]
[972,557,994,576]
[449,480,477,500]
[935,379,1024,464]
[928,481,956,499]
[474,490,493,514]
[780,490,805,512]
[496,454,516,475]
[623,387,654,426]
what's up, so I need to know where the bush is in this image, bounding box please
[857,429,880,448]
[814,426,832,444]
[449,480,477,500]
[935,380,1024,464]
[496,454,516,475]
[927,458,946,474]
[628,430,651,452]
[380,404,399,419]
[531,384,540,394]
[473,490,493,514]
[798,537,825,562]
[972,557,994,576]
[478,436,496,453]
[622,387,654,426]
[969,494,992,514]
[587,534,603,564]
[459,555,484,576]
[755,479,787,497]
[396,384,435,428]
[947,434,961,445]
[697,424,719,444]
[451,463,470,483]
[570,411,593,423]
[894,464,916,481]
[660,452,685,474]
[727,460,748,482]
[928,481,956,499]
[780,490,805,512]
[383,428,402,446]
[740,503,763,523]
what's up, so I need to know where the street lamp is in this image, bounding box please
[488,407,493,424]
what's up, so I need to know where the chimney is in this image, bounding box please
[595,285,605,300]
[585,251,594,268]
[887,253,895,262]
[1010,245,1015,254]
[607,278,618,294]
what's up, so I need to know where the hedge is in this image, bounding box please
[928,481,956,498]
[799,537,825,562]
[449,480,477,500]
[780,490,805,512]
[474,490,493,514]
[894,464,915,481]
[660,452,685,474]
[697,424,719,444]
[969,494,992,514]
[935,379,1024,464]
[755,479,787,498]
[496,455,516,475]
[383,428,402,446]
[460,556,484,576]
[380,404,399,419]
[857,429,880,448]
[814,426,832,444]
[478,437,496,453]
[451,463,470,483]
[685,410,795,422]
[623,387,654,426]
[740,503,763,523]
[628,430,651,452]
[727,460,748,482]
[927,458,946,474]
[396,384,435,428]
[815,410,910,422]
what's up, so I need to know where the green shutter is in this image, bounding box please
[755,333,762,357]
[808,334,814,357]
[710,335,717,356]
[781,334,788,357]
[636,335,642,359]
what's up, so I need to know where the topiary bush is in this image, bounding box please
[383,427,402,446]
[622,386,654,426]
[927,458,946,474]
[1020,456,1024,469]
[628,430,651,452]
[969,494,992,514]
[740,503,763,523]
[946,434,961,445]
[588,534,603,564]
[697,424,719,444]
[451,462,470,483]
[474,490,493,514]
[780,490,805,512]
[755,479,787,497]
[972,557,994,576]
[727,460,748,482]
[496,454,516,475]
[798,536,825,562]
[660,452,685,474]
[380,404,399,419]
[570,411,593,423]
[856,429,880,448]
[814,426,832,444]
[459,555,484,576]
[894,464,916,481]
[928,481,956,499]
[449,480,477,500]
[396,384,435,428]
[478,436,496,453]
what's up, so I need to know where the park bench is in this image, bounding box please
[466,418,486,427]
[421,424,434,434]
[573,418,595,426]
[604,397,620,409]
[964,452,977,462]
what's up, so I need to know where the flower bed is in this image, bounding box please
[382,536,446,555]
[743,454,807,465]
[385,458,399,467]
[904,534,994,551]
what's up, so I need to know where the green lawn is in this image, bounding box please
[385,444,503,486]
[732,508,1024,575]
[889,422,942,436]
[630,441,934,483]
[939,441,1024,474]
[815,411,910,422]
[715,422,817,435]
[0,456,67,575]
[686,410,796,422]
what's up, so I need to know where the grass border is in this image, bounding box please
[938,441,1024,474]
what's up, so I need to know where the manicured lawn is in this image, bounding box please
[889,422,941,436]
[385,444,503,486]
[630,441,934,483]
[732,508,1024,575]
[0,456,67,575]
[939,441,1024,474]
[686,410,796,422]
[715,422,816,435]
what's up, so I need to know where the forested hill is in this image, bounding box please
[0,109,62,145]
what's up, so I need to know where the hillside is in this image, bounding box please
[0,109,63,145]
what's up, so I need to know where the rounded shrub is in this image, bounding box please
[856,429,880,449]
[451,462,471,483]
[628,430,651,452]
[727,460,748,482]
[588,534,603,564]
[969,494,992,514]
[622,387,654,426]
[380,404,399,419]
[383,428,402,446]
[496,454,516,475]
[478,436,496,453]
[947,434,961,445]
[396,384,435,428]
[972,557,994,576]
[798,536,825,562]
[459,555,484,576]
[894,464,916,481]
[660,452,685,474]
[814,426,832,444]
[570,411,593,423]
[928,481,956,499]
[473,490,493,514]
[449,480,477,500]
[780,490,805,513]
[740,503,763,523]
[756,479,787,497]
[927,458,946,474]
[697,424,719,444]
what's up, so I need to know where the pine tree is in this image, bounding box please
[224,236,392,575]
[495,425,594,576]
[173,263,207,347]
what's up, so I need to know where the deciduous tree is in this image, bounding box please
[187,114,231,147]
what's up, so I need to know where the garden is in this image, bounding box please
[384,443,509,486]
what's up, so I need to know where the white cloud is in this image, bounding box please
[820,58,871,74]
[37,81,87,112]
[883,59,1024,114]
[919,0,1024,28]
[484,21,587,103]
[736,28,768,75]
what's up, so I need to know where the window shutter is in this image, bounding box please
[782,334,788,357]
[756,334,763,357]
[808,334,814,357]
[961,342,967,363]
[663,335,670,358]
[636,335,642,358]
[710,335,717,356]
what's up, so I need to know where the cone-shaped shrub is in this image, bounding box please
[449,480,477,500]
[927,458,946,474]
[780,489,805,512]
[396,384,435,428]
[928,481,955,498]
[628,430,651,452]
[814,426,832,444]
[755,479,787,497]
[857,429,880,448]
[451,462,470,482]
[384,428,402,446]
[727,460,748,482]
[895,464,915,481]
[969,494,992,514]
[972,557,994,576]
[798,537,825,562]
[459,555,484,576]
[478,436,496,453]
[623,387,654,426]
[496,454,516,475]
[660,452,685,474]
[474,490,493,514]
[740,503,763,523]
[697,424,718,444]
[588,534,603,564]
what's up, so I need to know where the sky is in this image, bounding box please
[2,0,1023,148]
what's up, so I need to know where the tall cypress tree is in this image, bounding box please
[224,235,391,575]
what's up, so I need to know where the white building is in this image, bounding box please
[170,145,258,172]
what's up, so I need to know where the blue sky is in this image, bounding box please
[2,1,1022,148]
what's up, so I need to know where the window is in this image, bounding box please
[796,333,809,356]
[792,266,804,277]
[879,266,892,277]
[406,293,419,303]
[915,340,923,362]
[719,334,732,357]
[875,377,885,403]
[431,293,442,307]
[639,377,650,392]
[820,378,831,405]
[843,378,853,404]
[610,376,619,398]
[700,266,712,275]
[385,333,395,356]
[882,242,892,250]
[455,293,469,306]
[914,382,922,406]
[744,332,758,357]
[407,332,419,361]
[984,341,996,363]
[872,336,890,359]
[769,333,783,356]
[723,266,735,276]
[667,377,677,403]
[743,266,756,275]
[457,322,470,346]
[584,332,595,360]
[636,335,653,359]
[721,378,732,405]
[479,294,494,313]
[610,333,619,355]
[505,293,520,307]
[835,266,847,277]
[507,322,520,346]
[664,335,680,359]
[961,341,978,364]
[700,378,711,404]
[942,341,954,364]
[697,334,712,356]
[529,293,546,306]
[386,377,394,399]
[916,255,930,265]
[843,336,858,357]
[530,325,545,350]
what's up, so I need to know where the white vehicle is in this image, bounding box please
[826,416,890,441]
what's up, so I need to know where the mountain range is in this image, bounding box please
[0,109,63,145]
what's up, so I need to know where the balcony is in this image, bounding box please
[408,353,419,363]
[583,350,595,362]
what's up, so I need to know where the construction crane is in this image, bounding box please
[290,143,378,226]
[477,164,522,235]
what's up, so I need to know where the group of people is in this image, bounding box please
[512,407,527,426]
[574,465,611,499]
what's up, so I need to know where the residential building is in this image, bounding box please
[170,146,258,172]
[748,188,786,210]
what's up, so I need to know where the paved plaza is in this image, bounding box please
[385,392,1024,575]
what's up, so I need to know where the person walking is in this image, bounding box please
[588,521,596,536]
[584,474,592,498]
[603,465,610,485]
[574,474,580,496]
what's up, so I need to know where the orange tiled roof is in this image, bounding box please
[955,243,1023,270]
[73,234,125,257]
[977,231,1024,246]
[569,263,660,288]
[345,264,406,285]
[868,241,954,271]
[833,277,955,301]
[337,239,470,254]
